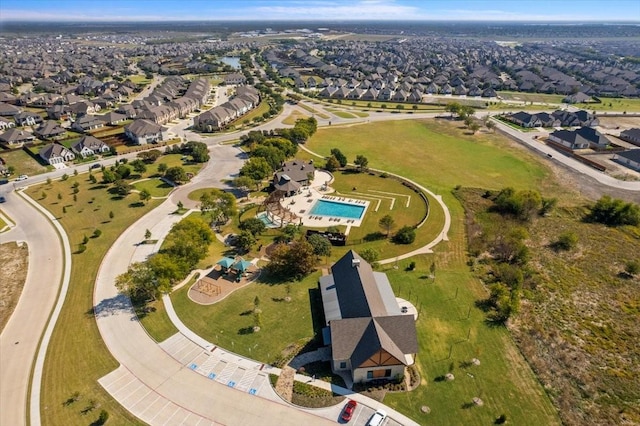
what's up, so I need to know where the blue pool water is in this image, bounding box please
[309,200,365,219]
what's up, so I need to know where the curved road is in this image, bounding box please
[0,190,64,426]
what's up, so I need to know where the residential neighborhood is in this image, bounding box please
[0,10,639,426]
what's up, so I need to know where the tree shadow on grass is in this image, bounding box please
[129,201,145,208]
[238,326,254,335]
[461,401,476,409]
[90,294,133,319]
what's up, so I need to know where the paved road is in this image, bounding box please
[0,191,64,426]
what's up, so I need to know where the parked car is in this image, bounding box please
[341,399,357,422]
[0,196,6,203]
[90,163,102,169]
[16,174,28,181]
[367,409,387,426]
[0,178,8,185]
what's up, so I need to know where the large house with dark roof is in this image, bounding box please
[272,159,315,196]
[124,119,167,145]
[319,250,418,384]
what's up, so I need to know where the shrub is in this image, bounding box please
[554,231,578,251]
[77,244,87,253]
[393,226,416,244]
[92,229,102,238]
[585,196,640,226]
[624,260,639,277]
[407,261,416,271]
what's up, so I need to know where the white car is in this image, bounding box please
[16,175,28,181]
[367,409,388,426]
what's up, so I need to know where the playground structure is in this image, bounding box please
[192,277,221,297]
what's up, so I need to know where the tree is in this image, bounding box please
[330,148,348,167]
[393,226,416,244]
[109,211,114,220]
[233,176,254,199]
[157,163,168,174]
[145,229,152,240]
[131,159,147,174]
[199,189,237,225]
[240,157,272,190]
[102,169,117,184]
[139,188,151,204]
[235,230,256,253]
[485,119,496,132]
[359,248,379,265]
[354,155,369,172]
[469,122,480,134]
[430,262,436,279]
[445,102,461,118]
[115,164,131,179]
[239,217,267,236]
[113,180,133,196]
[464,116,474,128]
[252,145,285,171]
[164,166,189,184]
[137,149,162,163]
[89,174,97,184]
[266,239,317,279]
[324,155,340,172]
[307,234,332,258]
[115,261,159,301]
[379,214,396,237]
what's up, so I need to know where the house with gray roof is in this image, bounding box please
[319,250,418,384]
[125,119,167,145]
[614,149,640,171]
[39,143,76,165]
[0,128,35,147]
[272,159,315,196]
[619,128,640,147]
[71,135,110,158]
[34,120,66,140]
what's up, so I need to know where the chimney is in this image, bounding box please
[352,259,360,268]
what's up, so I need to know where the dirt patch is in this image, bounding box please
[0,242,28,332]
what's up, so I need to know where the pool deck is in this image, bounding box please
[277,170,370,232]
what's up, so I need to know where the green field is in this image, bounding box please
[25,155,205,425]
[497,91,565,104]
[27,174,159,426]
[132,178,174,197]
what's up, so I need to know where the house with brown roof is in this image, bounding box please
[34,120,66,140]
[319,251,418,384]
[272,159,315,196]
[0,128,35,147]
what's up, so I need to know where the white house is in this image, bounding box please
[71,135,110,158]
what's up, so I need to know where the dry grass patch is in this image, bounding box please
[0,242,28,332]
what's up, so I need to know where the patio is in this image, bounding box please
[188,260,260,305]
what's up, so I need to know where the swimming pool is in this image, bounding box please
[309,199,366,219]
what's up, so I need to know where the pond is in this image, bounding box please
[220,56,241,69]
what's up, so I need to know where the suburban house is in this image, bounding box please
[34,120,67,140]
[71,135,110,158]
[38,143,76,165]
[14,111,43,127]
[272,159,315,196]
[71,115,104,133]
[0,117,16,130]
[0,128,35,147]
[619,128,640,147]
[548,127,610,150]
[318,251,419,384]
[124,119,167,145]
[614,149,640,171]
[0,102,21,117]
[99,111,128,126]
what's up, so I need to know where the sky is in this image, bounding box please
[0,0,639,22]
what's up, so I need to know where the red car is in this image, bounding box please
[341,399,357,422]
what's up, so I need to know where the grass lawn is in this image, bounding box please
[326,109,357,119]
[0,215,8,230]
[576,96,640,113]
[282,110,310,125]
[497,91,566,104]
[0,241,28,332]
[132,178,174,197]
[171,270,322,364]
[0,149,48,177]
[127,74,152,85]
[320,98,446,112]
[26,173,161,426]
[298,103,331,119]
[239,101,270,124]
[136,298,178,343]
[305,119,555,196]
